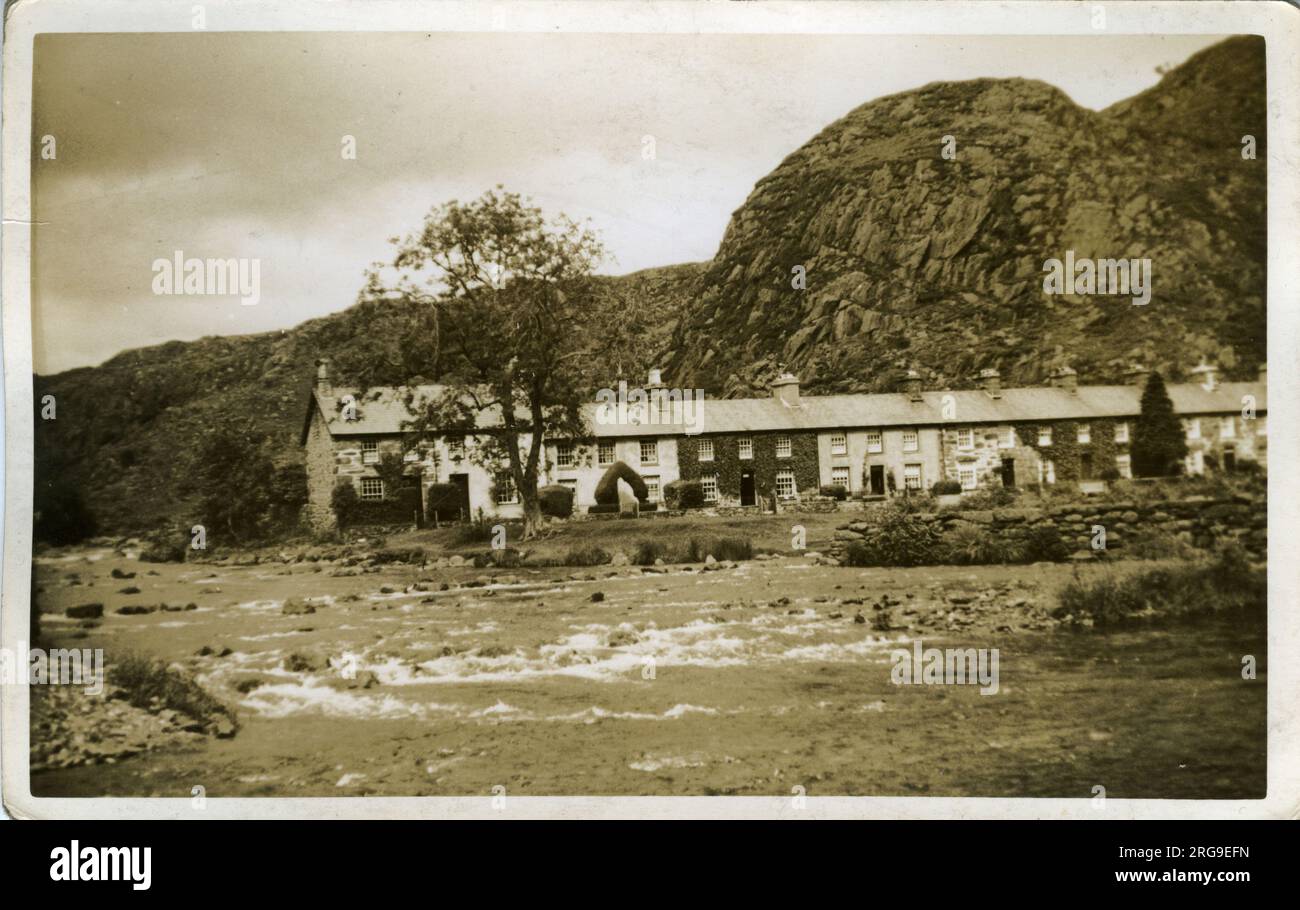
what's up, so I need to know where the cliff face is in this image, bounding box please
[662,36,1265,396]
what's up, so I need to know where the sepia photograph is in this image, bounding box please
[1,0,1296,843]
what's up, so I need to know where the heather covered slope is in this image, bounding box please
[662,36,1266,396]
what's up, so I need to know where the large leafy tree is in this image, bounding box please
[1130,371,1188,477]
[376,188,606,538]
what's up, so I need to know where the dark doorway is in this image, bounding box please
[1080,453,1093,480]
[450,473,471,520]
[869,464,886,496]
[1000,458,1016,488]
[740,471,756,507]
[1223,446,1236,472]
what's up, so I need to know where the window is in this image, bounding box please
[361,440,379,464]
[1037,426,1052,446]
[1220,416,1235,438]
[1185,450,1205,476]
[1115,421,1129,443]
[698,439,714,462]
[738,437,753,460]
[597,441,615,465]
[903,464,922,491]
[866,430,883,453]
[447,437,465,460]
[494,471,518,504]
[830,434,847,456]
[403,448,420,463]
[998,426,1015,448]
[1077,423,1091,444]
[831,466,850,488]
[555,442,575,469]
[701,474,719,503]
[902,430,919,453]
[639,439,659,465]
[1080,453,1094,480]
[644,476,660,503]
[359,477,384,500]
[1116,454,1132,479]
[958,466,977,490]
[775,436,792,458]
[1045,459,1056,485]
[1185,418,1201,440]
[956,427,974,450]
[775,469,796,497]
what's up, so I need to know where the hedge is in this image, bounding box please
[593,460,648,505]
[664,479,705,510]
[539,484,575,518]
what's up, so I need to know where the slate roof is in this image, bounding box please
[303,380,1266,441]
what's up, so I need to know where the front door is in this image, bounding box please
[869,464,886,496]
[450,473,471,520]
[1000,458,1016,488]
[1223,446,1236,472]
[740,471,756,507]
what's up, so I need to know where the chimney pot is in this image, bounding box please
[1050,366,1078,393]
[1190,360,1219,391]
[903,369,924,402]
[315,357,332,392]
[648,368,663,387]
[1123,364,1150,387]
[979,368,1001,399]
[1257,362,1267,385]
[771,371,800,406]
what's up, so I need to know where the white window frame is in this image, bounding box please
[639,439,659,466]
[775,435,792,458]
[956,427,974,450]
[902,430,919,453]
[958,466,977,491]
[1116,454,1132,480]
[644,475,661,503]
[830,466,850,488]
[1220,416,1235,439]
[998,426,1015,448]
[597,441,615,466]
[554,441,575,469]
[698,439,715,462]
[447,437,465,460]
[775,469,796,498]
[361,440,379,465]
[738,437,753,460]
[494,471,519,505]
[1038,426,1052,447]
[830,434,847,456]
[1115,421,1129,444]
[359,477,384,501]
[866,430,883,454]
[1045,459,1056,485]
[1077,423,1091,444]
[903,464,922,491]
[701,474,719,503]
[1186,418,1201,440]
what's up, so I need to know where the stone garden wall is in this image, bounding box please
[827,494,1266,564]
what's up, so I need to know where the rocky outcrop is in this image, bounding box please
[665,37,1265,397]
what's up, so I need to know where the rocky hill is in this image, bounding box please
[34,36,1265,534]
[662,35,1265,396]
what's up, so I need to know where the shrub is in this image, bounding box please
[842,507,941,567]
[931,480,963,495]
[1022,525,1071,562]
[633,540,669,565]
[1099,467,1121,482]
[109,653,237,733]
[958,486,1018,509]
[1123,527,1197,560]
[34,478,97,546]
[819,484,848,501]
[1054,542,1263,628]
[538,484,575,519]
[140,537,187,563]
[331,480,421,527]
[593,461,647,506]
[452,514,514,546]
[664,479,705,510]
[685,536,753,562]
[424,483,464,522]
[563,545,611,566]
[941,524,1021,565]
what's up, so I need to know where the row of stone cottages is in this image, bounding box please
[300,359,1267,529]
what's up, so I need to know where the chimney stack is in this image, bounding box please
[1190,360,1218,391]
[1050,365,1078,394]
[903,369,924,403]
[1123,364,1150,387]
[979,368,1001,399]
[647,367,663,388]
[315,357,332,393]
[771,370,801,407]
[1257,362,1267,386]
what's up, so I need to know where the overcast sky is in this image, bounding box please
[31,31,1225,374]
